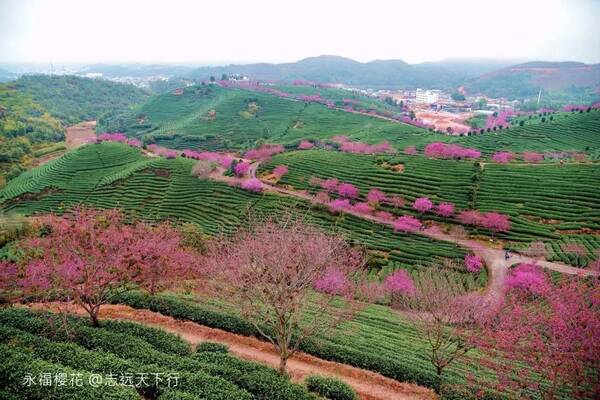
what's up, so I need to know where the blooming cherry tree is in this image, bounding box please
[337,183,360,199]
[413,197,433,213]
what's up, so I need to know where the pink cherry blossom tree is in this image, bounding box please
[404,146,418,156]
[272,165,289,179]
[413,197,433,213]
[320,178,339,193]
[473,276,600,400]
[234,161,250,177]
[352,202,374,215]
[435,202,455,218]
[393,215,422,233]
[491,151,514,164]
[241,178,263,193]
[366,188,387,206]
[389,271,488,377]
[328,198,351,214]
[298,140,315,150]
[204,217,367,375]
[457,210,482,226]
[480,212,511,235]
[337,183,360,199]
[464,254,484,273]
[12,208,199,326]
[522,152,544,163]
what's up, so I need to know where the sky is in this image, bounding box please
[1,0,600,65]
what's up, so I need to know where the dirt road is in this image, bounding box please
[65,120,97,148]
[30,303,437,400]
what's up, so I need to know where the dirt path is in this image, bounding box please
[65,120,97,149]
[208,160,599,304]
[30,303,437,400]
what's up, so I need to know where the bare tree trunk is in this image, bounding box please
[89,306,100,327]
[278,356,288,376]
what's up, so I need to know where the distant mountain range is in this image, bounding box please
[185,55,522,89]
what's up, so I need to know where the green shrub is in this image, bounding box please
[305,375,358,400]
[196,341,229,354]
[158,391,202,400]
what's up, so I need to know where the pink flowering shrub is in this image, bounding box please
[241,178,263,193]
[314,268,351,295]
[481,212,511,234]
[435,202,455,217]
[491,151,514,164]
[339,140,395,155]
[352,202,374,215]
[98,132,128,143]
[387,196,405,209]
[404,146,418,156]
[424,142,481,159]
[329,198,351,214]
[244,144,285,160]
[375,211,394,221]
[126,138,142,148]
[338,183,360,199]
[522,152,544,163]
[383,269,416,296]
[464,254,484,272]
[298,140,315,150]
[505,263,547,294]
[320,178,339,193]
[413,197,433,213]
[182,149,233,168]
[331,135,350,144]
[234,161,250,177]
[272,165,289,179]
[367,188,387,205]
[393,216,422,233]
[458,210,482,226]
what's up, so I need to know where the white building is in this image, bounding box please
[415,89,441,104]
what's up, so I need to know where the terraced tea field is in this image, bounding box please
[99,85,600,158]
[0,143,476,283]
[262,149,600,267]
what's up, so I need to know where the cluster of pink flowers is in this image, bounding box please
[240,178,263,193]
[492,151,515,164]
[272,165,288,178]
[393,215,422,233]
[234,161,251,177]
[366,188,387,205]
[297,140,315,150]
[320,178,340,193]
[522,152,544,163]
[147,144,179,159]
[244,144,285,160]
[98,132,128,143]
[338,183,360,199]
[383,269,416,296]
[339,140,395,155]
[181,149,233,168]
[412,197,434,213]
[328,198,351,213]
[457,210,511,233]
[485,110,516,130]
[314,268,351,295]
[464,254,484,272]
[351,202,374,215]
[435,202,455,217]
[97,132,143,148]
[505,263,547,293]
[424,142,481,159]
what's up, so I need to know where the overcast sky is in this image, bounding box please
[1,0,600,65]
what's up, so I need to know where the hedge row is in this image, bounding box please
[0,308,317,400]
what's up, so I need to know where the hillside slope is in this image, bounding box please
[463,61,600,101]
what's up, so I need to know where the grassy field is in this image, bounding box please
[0,142,478,284]
[262,150,600,267]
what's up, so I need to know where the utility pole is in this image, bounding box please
[536,88,542,107]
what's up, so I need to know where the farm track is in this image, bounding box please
[29,303,438,400]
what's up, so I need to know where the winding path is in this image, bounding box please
[30,303,437,400]
[215,159,599,303]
